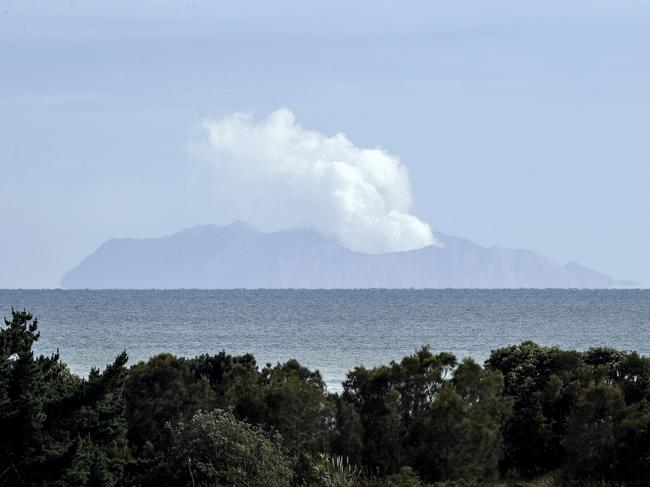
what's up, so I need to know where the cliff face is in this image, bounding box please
[62,222,625,289]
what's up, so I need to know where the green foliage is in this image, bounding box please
[341,348,510,484]
[0,309,45,483]
[487,341,650,485]
[124,353,216,450]
[333,395,364,464]
[0,309,129,486]
[167,409,293,487]
[341,347,455,474]
[486,342,591,476]
[190,352,336,480]
[5,307,650,487]
[308,454,362,487]
[261,359,334,455]
[385,466,424,487]
[417,359,511,482]
[564,383,625,482]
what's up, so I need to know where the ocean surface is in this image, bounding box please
[1,289,649,391]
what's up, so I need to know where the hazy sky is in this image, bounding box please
[1,0,649,287]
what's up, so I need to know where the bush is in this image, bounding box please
[167,409,293,487]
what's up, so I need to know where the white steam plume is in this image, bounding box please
[191,108,435,254]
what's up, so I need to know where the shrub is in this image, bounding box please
[167,409,293,487]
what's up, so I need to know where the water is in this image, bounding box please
[1,289,649,391]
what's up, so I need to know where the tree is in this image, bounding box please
[192,353,335,472]
[0,309,46,485]
[0,309,131,486]
[168,409,292,487]
[416,359,510,483]
[584,347,650,404]
[189,351,257,392]
[564,382,626,483]
[485,341,588,476]
[261,359,334,456]
[46,350,130,486]
[332,395,363,464]
[342,364,402,473]
[124,353,216,450]
[342,348,510,483]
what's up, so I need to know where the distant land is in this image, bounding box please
[62,221,632,289]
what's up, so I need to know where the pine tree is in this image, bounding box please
[0,309,46,485]
[0,310,131,486]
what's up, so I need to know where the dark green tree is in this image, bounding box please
[0,309,131,486]
[416,359,510,483]
[0,310,45,485]
[342,364,402,473]
[261,359,334,456]
[189,351,257,391]
[124,353,216,451]
[584,347,650,404]
[486,341,589,477]
[332,395,363,464]
[564,382,626,483]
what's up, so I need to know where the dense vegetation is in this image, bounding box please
[2,309,650,486]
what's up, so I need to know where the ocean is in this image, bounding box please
[1,289,648,391]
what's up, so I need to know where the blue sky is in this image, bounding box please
[1,0,649,287]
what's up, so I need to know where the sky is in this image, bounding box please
[1,0,649,287]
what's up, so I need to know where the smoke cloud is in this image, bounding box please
[191,108,435,254]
